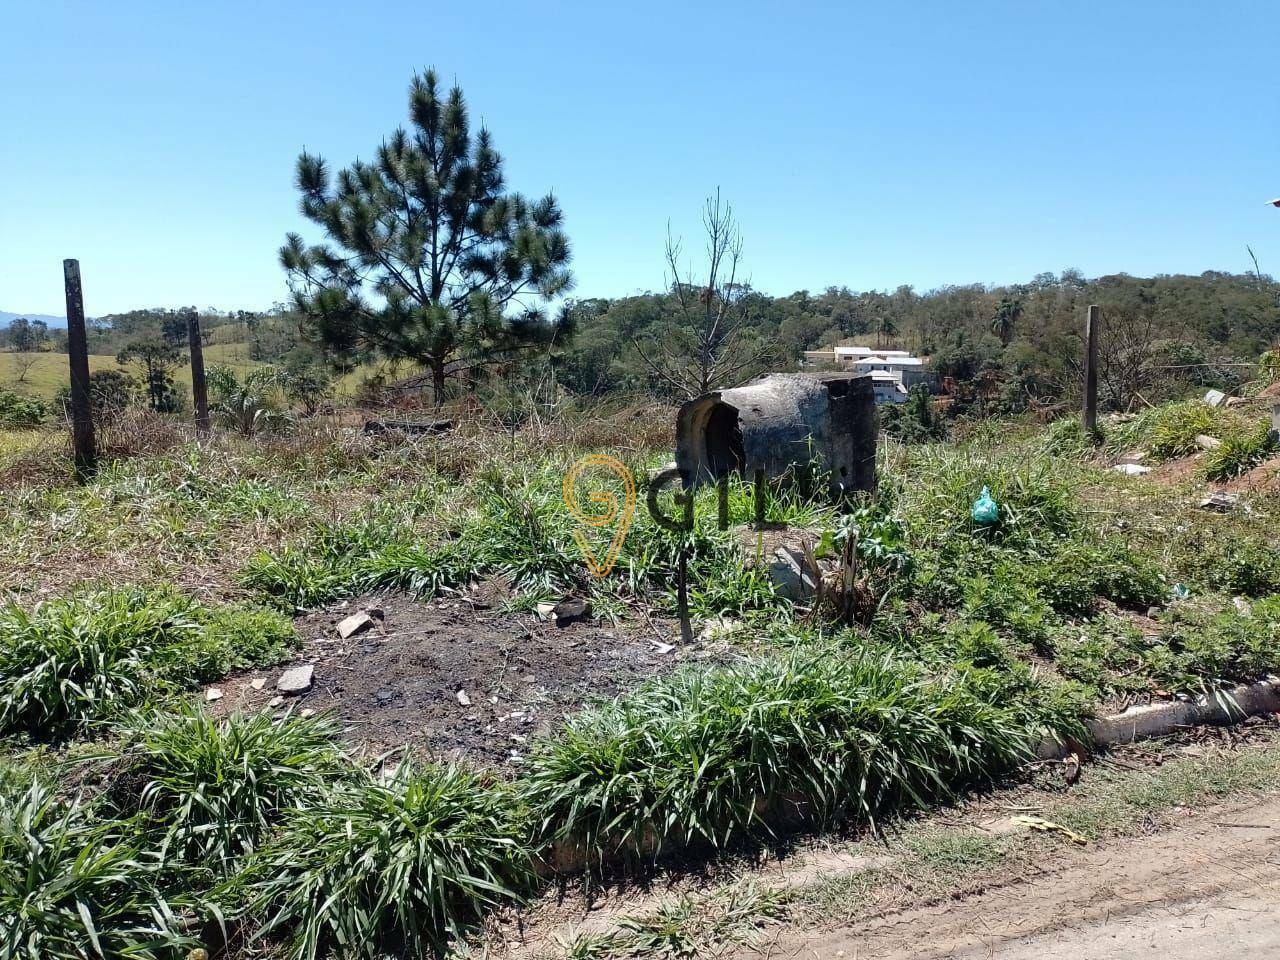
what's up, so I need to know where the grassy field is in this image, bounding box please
[1,344,261,401]
[1,394,1278,958]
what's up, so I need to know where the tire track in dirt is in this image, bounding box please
[743,796,1280,960]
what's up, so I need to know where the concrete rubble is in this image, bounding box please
[277,664,314,695]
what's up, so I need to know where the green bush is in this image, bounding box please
[1032,541,1166,615]
[1178,536,1280,597]
[0,779,191,959]
[240,765,531,960]
[110,707,342,871]
[0,387,47,428]
[1052,598,1280,696]
[524,649,1049,865]
[1203,418,1279,480]
[0,588,295,738]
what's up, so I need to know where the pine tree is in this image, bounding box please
[280,70,574,403]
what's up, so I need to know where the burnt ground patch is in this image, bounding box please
[205,584,718,768]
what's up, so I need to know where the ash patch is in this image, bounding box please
[207,586,713,769]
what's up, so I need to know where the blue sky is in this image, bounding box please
[2,0,1278,316]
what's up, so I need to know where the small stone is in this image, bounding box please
[375,688,396,706]
[1234,597,1253,616]
[1195,434,1222,451]
[651,641,675,655]
[277,665,314,695]
[249,678,266,690]
[1113,463,1150,476]
[268,696,285,708]
[456,690,472,707]
[299,708,315,719]
[552,598,592,626]
[535,601,557,621]
[205,687,223,702]
[1204,389,1228,407]
[336,611,376,639]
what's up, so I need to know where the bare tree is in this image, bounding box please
[10,352,39,384]
[631,191,773,399]
[1063,305,1162,412]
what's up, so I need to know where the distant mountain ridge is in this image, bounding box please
[1,311,68,328]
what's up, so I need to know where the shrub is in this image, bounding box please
[1052,598,1280,696]
[240,765,531,960]
[0,780,191,959]
[1031,541,1166,615]
[1203,418,1279,480]
[881,386,946,445]
[1179,536,1280,597]
[0,387,47,428]
[55,370,138,422]
[110,707,342,871]
[0,588,295,738]
[1103,400,1215,461]
[1041,416,1098,458]
[524,649,1047,865]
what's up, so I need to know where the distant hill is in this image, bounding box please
[0,311,68,329]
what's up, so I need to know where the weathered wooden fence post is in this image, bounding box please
[1082,304,1099,434]
[62,259,96,479]
[186,308,210,433]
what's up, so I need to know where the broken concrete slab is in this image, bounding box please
[767,546,817,601]
[1204,388,1228,407]
[277,665,314,695]
[336,609,383,639]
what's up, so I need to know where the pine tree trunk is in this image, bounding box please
[431,359,446,407]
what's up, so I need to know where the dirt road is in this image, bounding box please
[749,796,1280,960]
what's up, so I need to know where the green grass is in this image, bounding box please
[3,396,1280,956]
[0,587,294,739]
[238,764,533,960]
[523,648,1060,865]
[107,706,342,871]
[0,778,193,959]
[2,347,259,403]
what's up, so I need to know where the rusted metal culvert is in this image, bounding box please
[674,372,878,491]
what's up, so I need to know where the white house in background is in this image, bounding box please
[868,370,909,404]
[801,344,929,403]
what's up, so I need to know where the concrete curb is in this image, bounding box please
[1037,676,1280,760]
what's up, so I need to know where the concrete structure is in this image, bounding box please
[674,372,877,492]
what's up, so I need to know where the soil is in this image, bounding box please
[736,794,1280,960]
[204,583,719,767]
[1224,455,1280,495]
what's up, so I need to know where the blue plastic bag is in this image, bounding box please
[971,485,999,526]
